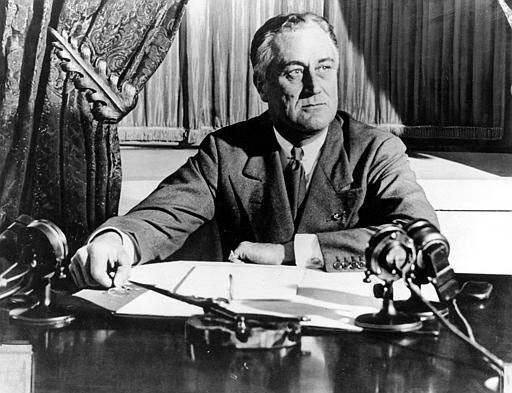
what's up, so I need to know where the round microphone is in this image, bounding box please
[365,224,416,282]
[404,219,458,301]
[0,217,68,299]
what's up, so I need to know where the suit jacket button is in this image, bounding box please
[333,261,342,270]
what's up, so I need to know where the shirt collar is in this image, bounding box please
[273,126,328,172]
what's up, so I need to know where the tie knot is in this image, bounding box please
[290,146,304,161]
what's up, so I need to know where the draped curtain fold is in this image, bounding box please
[120,0,512,148]
[0,0,187,251]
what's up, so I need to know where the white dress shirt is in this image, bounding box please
[273,127,328,188]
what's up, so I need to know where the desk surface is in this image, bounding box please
[1,273,511,393]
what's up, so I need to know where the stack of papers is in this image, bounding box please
[74,261,438,332]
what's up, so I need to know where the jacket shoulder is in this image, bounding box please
[199,113,274,155]
[338,111,405,153]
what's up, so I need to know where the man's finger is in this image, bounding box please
[233,241,252,262]
[73,247,102,287]
[228,250,244,264]
[88,246,114,287]
[84,259,104,287]
[233,241,284,265]
[89,262,111,288]
[78,246,106,287]
[113,248,131,287]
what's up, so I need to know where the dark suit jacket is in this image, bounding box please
[103,111,438,271]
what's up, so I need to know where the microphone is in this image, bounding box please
[356,219,459,332]
[404,219,458,302]
[0,215,74,328]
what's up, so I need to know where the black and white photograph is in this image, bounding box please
[0,0,511,392]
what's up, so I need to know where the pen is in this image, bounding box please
[129,280,239,321]
[129,280,305,325]
[172,266,196,293]
[228,273,234,301]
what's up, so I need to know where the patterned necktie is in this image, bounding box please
[284,146,307,220]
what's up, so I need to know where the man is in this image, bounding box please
[70,12,438,288]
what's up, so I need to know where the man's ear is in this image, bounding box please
[253,74,268,102]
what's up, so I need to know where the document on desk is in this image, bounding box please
[74,261,305,317]
[73,261,438,331]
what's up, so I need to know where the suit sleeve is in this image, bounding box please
[317,136,438,272]
[98,135,219,263]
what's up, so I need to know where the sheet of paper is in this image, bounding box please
[117,262,304,317]
[73,261,439,331]
[73,283,146,312]
[129,261,304,300]
[178,264,303,300]
[117,290,203,317]
[74,261,304,315]
[225,272,380,332]
[224,272,439,331]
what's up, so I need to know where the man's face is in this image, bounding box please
[258,27,339,142]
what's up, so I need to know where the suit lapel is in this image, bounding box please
[298,116,356,232]
[230,116,295,242]
[230,113,358,240]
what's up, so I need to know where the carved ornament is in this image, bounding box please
[48,26,137,123]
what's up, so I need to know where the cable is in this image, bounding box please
[406,278,504,371]
[0,265,30,288]
[452,298,475,342]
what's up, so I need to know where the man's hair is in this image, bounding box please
[250,12,339,87]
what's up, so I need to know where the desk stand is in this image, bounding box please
[355,281,422,332]
[11,277,74,328]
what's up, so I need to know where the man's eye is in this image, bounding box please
[285,69,303,79]
[317,64,333,73]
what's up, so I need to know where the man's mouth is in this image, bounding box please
[301,103,326,110]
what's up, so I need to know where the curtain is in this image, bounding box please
[0,0,53,230]
[119,0,512,148]
[119,0,325,144]
[0,0,188,252]
[330,0,510,145]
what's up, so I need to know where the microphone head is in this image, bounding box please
[365,224,416,282]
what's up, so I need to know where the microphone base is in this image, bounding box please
[10,304,75,329]
[394,298,449,320]
[355,311,422,333]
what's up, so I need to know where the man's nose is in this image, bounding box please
[300,70,322,97]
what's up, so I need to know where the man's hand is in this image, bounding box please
[232,241,285,265]
[69,232,132,289]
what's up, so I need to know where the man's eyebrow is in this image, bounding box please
[318,57,336,63]
[281,58,336,68]
[281,60,306,68]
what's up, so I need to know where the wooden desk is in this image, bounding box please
[1,273,511,393]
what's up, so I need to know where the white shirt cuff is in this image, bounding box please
[88,226,137,265]
[294,233,324,269]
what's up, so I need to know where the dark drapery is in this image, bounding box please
[119,0,512,148]
[0,0,188,251]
